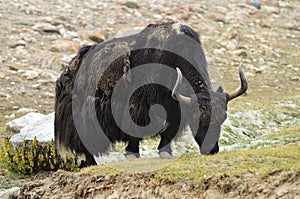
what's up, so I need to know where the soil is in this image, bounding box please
[0,0,299,198]
[2,170,299,198]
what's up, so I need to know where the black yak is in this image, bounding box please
[54,22,247,166]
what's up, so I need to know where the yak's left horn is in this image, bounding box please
[227,63,248,101]
[172,67,192,105]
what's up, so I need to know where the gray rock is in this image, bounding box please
[0,187,20,199]
[6,112,46,132]
[9,112,55,149]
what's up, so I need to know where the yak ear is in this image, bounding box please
[217,86,224,93]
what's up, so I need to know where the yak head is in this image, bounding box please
[172,64,248,155]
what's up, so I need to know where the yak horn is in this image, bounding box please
[172,67,192,105]
[227,64,248,101]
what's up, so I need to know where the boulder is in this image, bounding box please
[0,187,20,199]
[6,112,45,132]
[9,112,55,149]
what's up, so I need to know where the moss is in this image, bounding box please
[0,137,79,175]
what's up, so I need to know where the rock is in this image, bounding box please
[248,0,262,9]
[79,30,106,43]
[122,1,140,9]
[291,76,299,81]
[9,112,55,149]
[208,13,228,23]
[231,49,248,57]
[16,108,38,114]
[32,83,41,89]
[32,23,60,34]
[21,70,39,80]
[153,14,163,20]
[4,113,15,119]
[114,27,144,38]
[224,39,238,50]
[0,72,5,79]
[50,40,80,54]
[263,6,280,14]
[181,14,189,20]
[6,112,46,132]
[0,187,20,199]
[10,65,19,71]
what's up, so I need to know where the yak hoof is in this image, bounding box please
[125,152,140,160]
[159,151,172,159]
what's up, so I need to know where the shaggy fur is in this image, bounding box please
[55,22,243,166]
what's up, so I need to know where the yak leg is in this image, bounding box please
[79,151,97,168]
[125,138,141,159]
[157,124,175,159]
[85,151,97,165]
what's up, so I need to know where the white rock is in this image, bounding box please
[6,112,46,132]
[0,187,20,199]
[9,112,55,148]
[16,108,38,114]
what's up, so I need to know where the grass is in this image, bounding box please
[81,144,300,186]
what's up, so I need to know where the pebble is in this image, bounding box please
[231,49,247,57]
[21,70,39,80]
[291,76,299,81]
[32,22,60,34]
[224,39,238,50]
[153,14,163,20]
[208,13,228,24]
[86,31,106,43]
[10,65,19,71]
[0,72,5,79]
[50,40,80,53]
[5,113,16,119]
[17,108,38,114]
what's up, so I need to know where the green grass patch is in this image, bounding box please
[81,144,300,187]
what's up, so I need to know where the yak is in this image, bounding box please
[54,22,247,166]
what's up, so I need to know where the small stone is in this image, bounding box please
[291,76,299,81]
[17,108,38,114]
[252,66,264,73]
[260,20,271,28]
[5,113,16,119]
[86,31,106,43]
[231,49,247,57]
[0,72,5,79]
[208,13,228,23]
[248,0,262,9]
[224,39,238,50]
[153,14,163,20]
[32,83,41,89]
[10,65,19,71]
[122,1,140,9]
[263,6,280,14]
[181,14,189,20]
[10,40,26,48]
[12,106,19,110]
[44,92,55,98]
[21,70,39,80]
[50,40,80,53]
[32,22,59,34]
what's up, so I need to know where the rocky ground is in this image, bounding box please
[0,0,299,198]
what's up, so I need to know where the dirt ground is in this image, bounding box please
[0,0,299,198]
[1,169,298,198]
